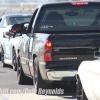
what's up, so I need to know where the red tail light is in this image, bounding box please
[70,2,88,5]
[44,40,52,61]
[5,32,9,35]
[76,2,84,5]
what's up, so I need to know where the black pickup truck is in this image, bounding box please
[13,1,100,94]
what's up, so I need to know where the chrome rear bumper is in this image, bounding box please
[47,70,77,81]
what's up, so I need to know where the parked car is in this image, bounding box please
[0,25,12,44]
[0,14,32,70]
[0,14,32,54]
[76,51,100,100]
[14,1,100,94]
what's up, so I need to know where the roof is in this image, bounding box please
[2,14,32,18]
[40,0,100,6]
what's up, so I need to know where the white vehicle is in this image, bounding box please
[1,23,29,71]
[76,51,100,100]
[0,25,12,47]
[0,14,32,54]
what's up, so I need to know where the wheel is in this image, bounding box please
[76,77,88,100]
[1,47,7,67]
[17,56,33,85]
[12,48,17,71]
[33,57,52,95]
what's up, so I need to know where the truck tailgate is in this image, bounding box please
[53,33,100,61]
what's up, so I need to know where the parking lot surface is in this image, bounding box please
[0,62,76,100]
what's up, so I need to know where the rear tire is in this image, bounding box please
[0,47,8,67]
[76,77,88,100]
[33,57,52,95]
[17,56,33,85]
[12,48,17,71]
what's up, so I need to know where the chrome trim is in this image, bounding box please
[47,70,77,81]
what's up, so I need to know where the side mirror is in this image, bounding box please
[94,51,100,58]
[24,23,29,31]
[9,32,15,38]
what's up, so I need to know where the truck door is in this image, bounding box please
[28,36,34,76]
[22,9,38,75]
[21,34,30,74]
[27,9,38,76]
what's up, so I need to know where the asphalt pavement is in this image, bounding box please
[0,62,76,100]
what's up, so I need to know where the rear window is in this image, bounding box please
[38,2,100,31]
[9,16,32,24]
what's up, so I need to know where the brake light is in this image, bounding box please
[70,2,88,5]
[5,32,9,35]
[76,2,84,5]
[44,40,52,61]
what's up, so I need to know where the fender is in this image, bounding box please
[78,61,96,100]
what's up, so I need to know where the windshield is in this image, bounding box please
[38,2,100,31]
[9,16,32,24]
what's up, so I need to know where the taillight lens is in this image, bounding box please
[5,32,9,35]
[70,2,88,5]
[76,2,84,5]
[44,40,52,61]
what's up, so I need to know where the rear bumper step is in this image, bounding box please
[46,70,77,81]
